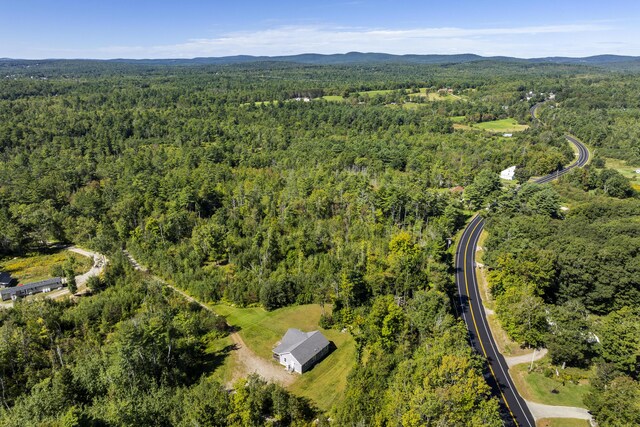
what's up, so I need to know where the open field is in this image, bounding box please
[358,88,398,96]
[321,95,345,101]
[1,249,93,284]
[455,118,529,133]
[475,118,529,132]
[537,418,590,427]
[605,157,640,190]
[409,88,460,101]
[605,157,640,178]
[211,303,355,411]
[511,362,592,408]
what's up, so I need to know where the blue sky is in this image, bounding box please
[1,0,639,59]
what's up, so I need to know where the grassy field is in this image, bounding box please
[455,118,529,133]
[604,157,640,191]
[474,118,529,132]
[321,95,345,102]
[537,419,590,427]
[253,100,280,106]
[450,115,466,123]
[358,88,397,96]
[206,334,238,386]
[409,89,460,101]
[211,303,355,411]
[358,87,461,101]
[511,362,592,408]
[1,249,93,284]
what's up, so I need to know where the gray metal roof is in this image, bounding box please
[0,272,11,284]
[20,278,63,290]
[273,328,330,366]
[0,277,63,297]
[274,328,310,354]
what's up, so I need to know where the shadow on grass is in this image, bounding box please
[200,343,239,377]
[302,341,337,374]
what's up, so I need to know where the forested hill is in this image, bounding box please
[2,52,640,68]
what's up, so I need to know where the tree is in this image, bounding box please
[585,376,640,426]
[178,378,231,427]
[86,275,102,292]
[464,169,501,210]
[496,286,547,347]
[546,300,596,367]
[598,307,640,376]
[407,289,453,343]
[66,271,77,294]
[600,169,633,198]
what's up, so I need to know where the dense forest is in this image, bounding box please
[0,60,638,425]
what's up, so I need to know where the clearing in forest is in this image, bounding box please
[455,117,529,133]
[1,249,92,284]
[209,303,355,412]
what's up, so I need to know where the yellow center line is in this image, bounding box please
[463,216,519,426]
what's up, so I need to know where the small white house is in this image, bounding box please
[273,328,330,374]
[635,169,640,174]
[502,133,513,138]
[500,166,516,180]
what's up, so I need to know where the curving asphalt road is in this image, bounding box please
[455,104,589,426]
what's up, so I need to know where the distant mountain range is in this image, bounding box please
[107,52,640,66]
[2,52,640,67]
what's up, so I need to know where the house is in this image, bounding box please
[273,328,330,373]
[500,166,516,180]
[503,133,513,137]
[0,272,13,288]
[0,277,63,301]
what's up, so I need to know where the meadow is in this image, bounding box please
[1,249,93,284]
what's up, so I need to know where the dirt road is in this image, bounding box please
[122,250,295,386]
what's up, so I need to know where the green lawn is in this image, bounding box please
[211,303,355,412]
[1,249,93,284]
[605,157,640,179]
[206,334,238,386]
[537,418,590,427]
[253,100,280,106]
[605,157,640,190]
[321,95,345,102]
[359,88,397,96]
[474,118,529,132]
[409,91,459,101]
[511,362,592,408]
[450,115,466,123]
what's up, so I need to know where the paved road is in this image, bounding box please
[455,112,590,426]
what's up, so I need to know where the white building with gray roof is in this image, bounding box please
[273,328,330,373]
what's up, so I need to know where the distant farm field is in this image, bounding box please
[211,303,355,412]
[321,95,345,101]
[358,87,461,101]
[455,118,528,133]
[475,118,529,132]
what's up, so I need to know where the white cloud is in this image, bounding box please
[17,22,629,59]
